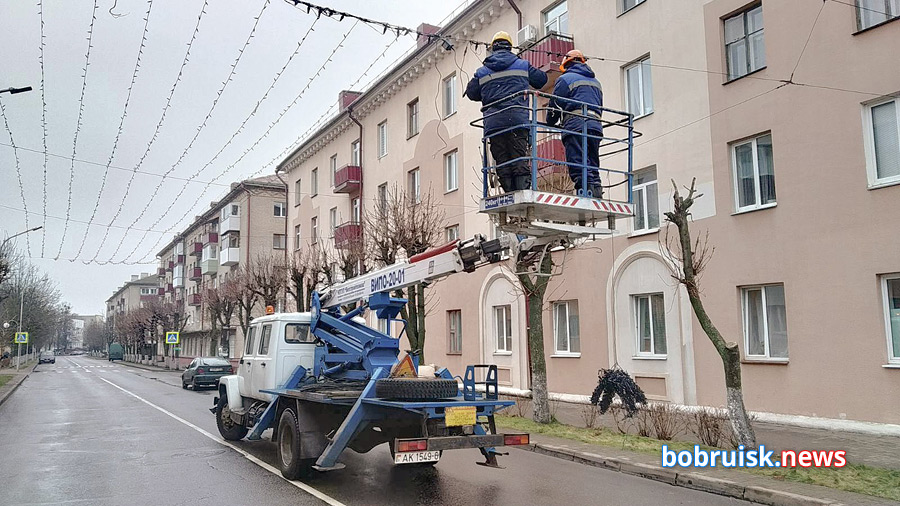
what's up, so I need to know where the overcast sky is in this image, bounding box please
[0,0,462,315]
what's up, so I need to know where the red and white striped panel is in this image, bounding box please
[534,192,632,215]
[592,200,632,215]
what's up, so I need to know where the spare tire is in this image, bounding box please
[375,378,459,400]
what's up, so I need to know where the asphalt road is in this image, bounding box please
[0,356,745,506]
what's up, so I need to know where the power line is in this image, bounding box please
[134,20,361,264]
[38,0,48,257]
[790,0,827,82]
[71,0,154,261]
[117,11,321,264]
[93,0,268,264]
[56,0,100,260]
[0,101,33,255]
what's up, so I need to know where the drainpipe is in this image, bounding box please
[508,0,523,30]
[274,170,289,312]
[347,104,364,228]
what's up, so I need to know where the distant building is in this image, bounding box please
[105,273,160,354]
[70,315,104,350]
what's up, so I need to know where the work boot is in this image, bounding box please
[514,175,532,191]
[498,176,515,193]
[588,184,603,199]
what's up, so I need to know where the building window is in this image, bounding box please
[408,168,420,203]
[274,202,286,217]
[725,4,765,80]
[543,1,569,35]
[311,217,318,244]
[553,301,580,354]
[311,168,318,197]
[857,0,899,30]
[226,233,240,248]
[624,56,653,117]
[273,234,286,250]
[220,203,239,221]
[882,275,900,364]
[864,98,900,186]
[493,305,513,353]
[329,207,338,232]
[634,293,666,356]
[742,284,788,360]
[351,140,360,166]
[351,197,361,223]
[633,166,659,232]
[445,225,459,242]
[732,133,775,212]
[443,75,457,118]
[407,100,419,138]
[293,179,302,205]
[378,120,388,158]
[330,154,337,186]
[377,183,388,214]
[444,150,458,192]
[294,225,301,250]
[448,310,462,354]
[622,0,646,14]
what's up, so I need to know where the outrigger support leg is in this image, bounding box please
[474,415,508,468]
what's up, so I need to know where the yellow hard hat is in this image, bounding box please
[491,31,513,46]
[559,49,586,71]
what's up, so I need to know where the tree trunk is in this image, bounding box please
[518,252,553,424]
[415,282,427,363]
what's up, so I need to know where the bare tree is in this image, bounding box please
[662,178,756,448]
[288,249,310,312]
[514,245,555,424]
[248,253,288,310]
[231,267,260,342]
[207,275,240,356]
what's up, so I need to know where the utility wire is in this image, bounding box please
[93,0,266,264]
[38,0,49,257]
[790,0,827,82]
[71,0,154,261]
[0,101,33,255]
[55,0,100,260]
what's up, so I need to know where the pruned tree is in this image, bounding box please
[207,274,241,357]
[514,244,555,424]
[662,178,756,448]
[231,267,260,343]
[248,253,288,310]
[288,248,310,312]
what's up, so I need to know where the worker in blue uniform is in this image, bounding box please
[466,31,548,193]
[546,49,604,199]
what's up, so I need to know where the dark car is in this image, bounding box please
[182,357,233,390]
[39,351,56,364]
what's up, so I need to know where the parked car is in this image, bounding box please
[39,351,56,364]
[182,357,233,390]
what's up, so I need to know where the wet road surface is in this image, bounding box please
[0,356,745,505]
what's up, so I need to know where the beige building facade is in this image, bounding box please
[105,272,160,340]
[278,0,900,424]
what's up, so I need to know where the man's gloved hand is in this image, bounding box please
[546,109,560,127]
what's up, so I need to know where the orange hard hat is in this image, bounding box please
[559,49,586,71]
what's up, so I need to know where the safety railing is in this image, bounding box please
[470,90,638,204]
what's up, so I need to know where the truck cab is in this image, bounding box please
[237,313,316,402]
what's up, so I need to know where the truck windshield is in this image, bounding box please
[285,323,312,343]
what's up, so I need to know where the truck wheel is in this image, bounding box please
[277,408,315,480]
[375,378,458,400]
[216,394,248,441]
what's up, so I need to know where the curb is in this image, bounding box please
[0,364,35,408]
[526,443,843,506]
[114,360,179,374]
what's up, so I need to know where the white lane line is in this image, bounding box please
[91,372,345,506]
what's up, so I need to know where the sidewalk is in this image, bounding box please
[0,361,36,407]
[90,356,181,374]
[520,432,898,506]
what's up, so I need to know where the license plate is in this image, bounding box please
[210,367,226,372]
[394,450,441,465]
[445,406,477,427]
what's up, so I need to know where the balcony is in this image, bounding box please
[518,33,574,91]
[157,267,166,276]
[202,232,218,245]
[334,222,363,249]
[201,258,218,275]
[333,164,362,194]
[167,260,174,271]
[174,254,185,264]
[157,287,165,296]
[219,215,240,235]
[190,241,203,257]
[189,266,202,281]
[188,293,202,307]
[140,293,158,302]
[166,283,174,294]
[220,247,239,267]
[536,136,566,176]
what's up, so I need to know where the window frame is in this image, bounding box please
[731,133,776,213]
[377,183,388,214]
[741,284,789,362]
[552,300,581,356]
[862,97,900,188]
[632,166,659,234]
[623,56,653,118]
[273,233,286,250]
[285,323,312,344]
[543,0,569,36]
[620,0,646,15]
[258,324,272,355]
[493,304,513,354]
[855,0,900,32]
[447,310,462,355]
[445,225,459,242]
[407,100,419,139]
[408,168,421,203]
[311,216,318,245]
[310,168,318,197]
[244,326,257,356]
[442,74,457,119]
[633,293,667,358]
[293,179,302,206]
[350,140,360,166]
[274,201,287,217]
[724,4,766,82]
[294,225,301,250]
[329,207,338,232]
[329,154,338,187]
[881,274,900,365]
[444,149,459,193]
[378,120,388,158]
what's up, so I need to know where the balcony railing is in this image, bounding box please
[202,232,218,245]
[174,254,185,264]
[334,222,363,249]
[166,283,174,294]
[219,215,240,235]
[188,293,202,306]
[157,287,165,296]
[220,247,239,267]
[201,258,218,275]
[167,260,174,271]
[157,267,166,276]
[333,164,362,193]
[139,293,158,302]
[189,266,202,281]
[190,241,203,257]
[518,33,574,90]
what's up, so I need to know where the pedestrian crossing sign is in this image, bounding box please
[165,332,179,345]
[14,332,28,344]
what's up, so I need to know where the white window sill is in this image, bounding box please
[632,354,667,360]
[882,364,900,369]
[743,358,789,365]
[493,351,513,356]
[732,203,776,216]
[443,111,457,120]
[632,110,654,122]
[444,188,459,195]
[629,227,659,238]
[551,353,581,358]
[867,178,900,190]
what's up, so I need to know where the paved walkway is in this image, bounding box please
[0,360,36,407]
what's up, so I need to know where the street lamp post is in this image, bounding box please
[0,86,33,95]
[2,226,43,370]
[1,226,42,247]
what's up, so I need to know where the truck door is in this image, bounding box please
[238,325,257,399]
[280,321,316,386]
[251,323,275,401]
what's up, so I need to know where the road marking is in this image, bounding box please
[82,364,345,506]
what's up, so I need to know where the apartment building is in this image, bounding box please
[105,273,160,343]
[155,175,287,366]
[278,0,900,424]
